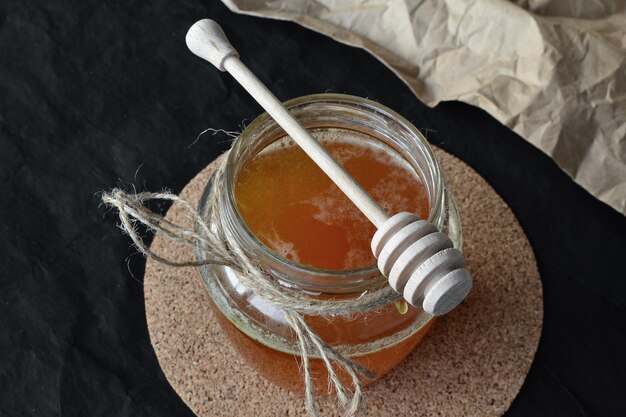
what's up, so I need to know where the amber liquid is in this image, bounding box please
[235,131,429,270]
[224,129,433,391]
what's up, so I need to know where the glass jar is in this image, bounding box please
[196,93,462,392]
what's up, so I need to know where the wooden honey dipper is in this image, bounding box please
[186,19,472,316]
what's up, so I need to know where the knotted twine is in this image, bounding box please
[102,152,408,417]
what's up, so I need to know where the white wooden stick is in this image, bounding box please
[185,19,389,229]
[186,19,472,316]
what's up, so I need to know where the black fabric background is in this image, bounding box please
[1,1,625,416]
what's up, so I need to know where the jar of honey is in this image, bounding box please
[196,94,462,392]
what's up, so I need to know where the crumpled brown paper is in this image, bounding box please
[222,0,626,215]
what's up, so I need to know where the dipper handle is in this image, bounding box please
[186,19,389,228]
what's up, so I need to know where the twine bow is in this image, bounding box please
[102,154,409,416]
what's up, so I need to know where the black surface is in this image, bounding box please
[1,1,625,416]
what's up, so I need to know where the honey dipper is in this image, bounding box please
[186,19,472,316]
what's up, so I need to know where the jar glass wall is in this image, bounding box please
[196,94,462,391]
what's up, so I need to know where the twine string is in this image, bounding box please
[101,153,397,417]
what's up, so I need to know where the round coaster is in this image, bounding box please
[144,149,543,417]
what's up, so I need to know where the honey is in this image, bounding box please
[235,130,430,270]
[209,297,434,392]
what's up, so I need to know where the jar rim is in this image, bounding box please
[221,93,445,290]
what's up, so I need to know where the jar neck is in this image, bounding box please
[220,94,445,295]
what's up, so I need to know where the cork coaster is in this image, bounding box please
[144,149,543,417]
